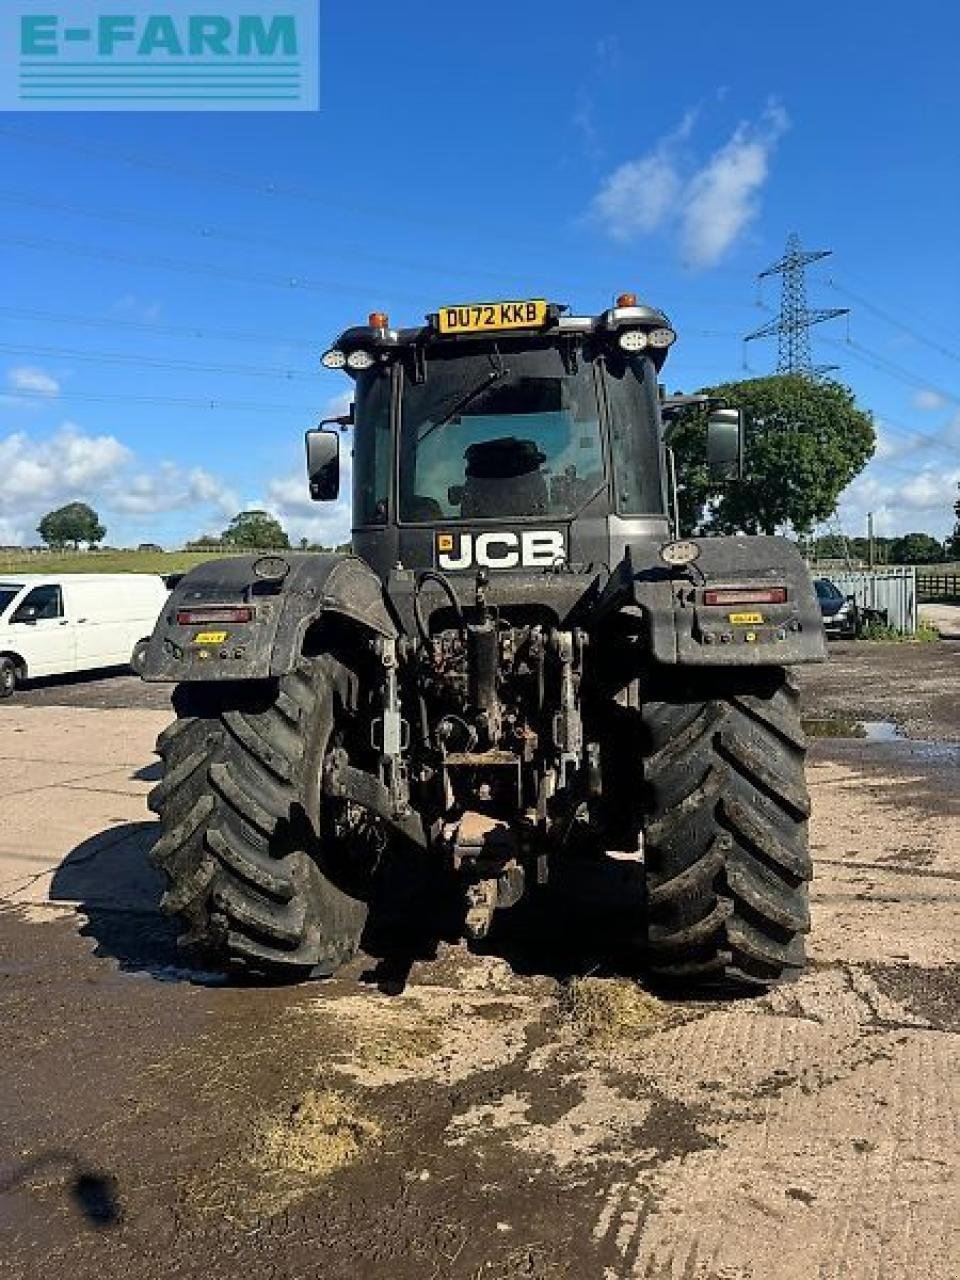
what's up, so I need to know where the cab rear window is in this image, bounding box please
[0,585,24,616]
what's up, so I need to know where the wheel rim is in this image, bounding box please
[0,666,14,694]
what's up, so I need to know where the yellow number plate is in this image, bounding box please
[729,612,764,625]
[437,299,548,335]
[195,630,228,645]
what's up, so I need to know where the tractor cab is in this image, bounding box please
[309,296,682,579]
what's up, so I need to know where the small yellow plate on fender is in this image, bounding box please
[729,612,763,625]
[195,630,228,645]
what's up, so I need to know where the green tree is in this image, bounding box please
[37,501,106,549]
[889,532,945,564]
[810,533,848,559]
[221,509,290,549]
[670,375,875,537]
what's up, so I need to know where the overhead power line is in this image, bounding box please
[6,385,319,414]
[0,340,320,382]
[821,277,960,364]
[0,121,575,252]
[0,131,781,313]
[816,334,960,406]
[0,232,434,305]
[0,189,548,292]
[0,303,317,350]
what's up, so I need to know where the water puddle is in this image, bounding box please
[803,716,960,763]
[803,716,903,741]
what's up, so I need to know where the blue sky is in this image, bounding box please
[2,0,959,547]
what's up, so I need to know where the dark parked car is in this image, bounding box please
[814,577,858,638]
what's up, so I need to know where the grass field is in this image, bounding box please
[0,549,237,576]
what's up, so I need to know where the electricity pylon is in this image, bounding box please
[745,232,848,376]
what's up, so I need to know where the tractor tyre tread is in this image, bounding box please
[149,657,367,976]
[642,670,811,990]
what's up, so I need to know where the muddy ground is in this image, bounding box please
[800,639,960,740]
[1,643,959,1279]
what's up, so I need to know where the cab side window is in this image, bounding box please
[14,585,63,621]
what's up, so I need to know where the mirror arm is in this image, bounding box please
[661,393,727,415]
[319,413,353,430]
[661,394,730,441]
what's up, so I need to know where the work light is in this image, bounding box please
[618,329,649,352]
[346,349,375,371]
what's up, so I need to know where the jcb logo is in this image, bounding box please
[436,530,565,571]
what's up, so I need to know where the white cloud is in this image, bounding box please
[590,150,682,242]
[588,102,788,268]
[261,447,353,548]
[572,90,602,165]
[872,422,906,462]
[835,461,960,539]
[241,391,356,547]
[111,464,237,518]
[0,423,236,545]
[0,425,129,507]
[589,109,696,242]
[912,389,947,412]
[112,294,163,323]
[7,365,60,397]
[0,516,24,547]
[679,104,789,268]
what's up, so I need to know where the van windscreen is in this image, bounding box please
[0,585,23,617]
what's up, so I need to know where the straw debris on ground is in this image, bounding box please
[251,1088,382,1182]
[563,977,668,1046]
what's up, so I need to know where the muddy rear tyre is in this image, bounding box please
[148,657,368,977]
[641,669,811,990]
[0,657,16,699]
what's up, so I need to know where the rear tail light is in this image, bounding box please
[176,606,254,625]
[702,587,787,606]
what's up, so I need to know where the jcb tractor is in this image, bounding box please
[143,295,825,990]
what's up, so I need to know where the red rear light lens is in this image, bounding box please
[176,606,254,625]
[702,587,787,606]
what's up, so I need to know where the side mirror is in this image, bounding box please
[447,484,465,506]
[12,604,38,624]
[706,407,745,480]
[305,428,340,502]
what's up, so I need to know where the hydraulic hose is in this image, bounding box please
[413,569,467,647]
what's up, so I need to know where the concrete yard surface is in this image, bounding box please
[1,646,959,1279]
[919,602,960,641]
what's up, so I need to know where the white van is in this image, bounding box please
[0,574,169,698]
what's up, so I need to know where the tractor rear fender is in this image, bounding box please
[141,553,397,683]
[596,535,826,666]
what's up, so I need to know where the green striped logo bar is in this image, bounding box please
[5,2,318,110]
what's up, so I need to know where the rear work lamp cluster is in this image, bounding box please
[321,348,374,371]
[322,312,389,372]
[618,326,676,353]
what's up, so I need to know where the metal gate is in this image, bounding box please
[824,567,917,635]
